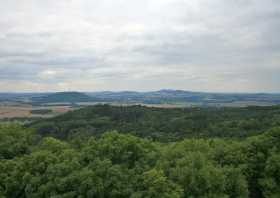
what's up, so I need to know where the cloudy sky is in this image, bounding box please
[0,0,279,92]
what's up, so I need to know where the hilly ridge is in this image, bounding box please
[2,90,280,107]
[30,104,280,141]
[32,92,93,104]
[87,90,280,105]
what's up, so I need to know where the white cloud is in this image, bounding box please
[0,0,279,92]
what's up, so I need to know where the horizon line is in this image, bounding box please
[1,89,280,95]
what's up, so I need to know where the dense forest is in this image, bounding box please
[31,105,280,141]
[1,105,280,197]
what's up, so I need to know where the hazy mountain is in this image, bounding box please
[87,90,280,105]
[1,90,280,106]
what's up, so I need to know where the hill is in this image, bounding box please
[2,90,280,107]
[3,105,280,197]
[30,104,280,141]
[31,92,93,104]
[87,90,280,106]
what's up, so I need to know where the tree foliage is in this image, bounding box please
[30,105,280,141]
[1,105,280,197]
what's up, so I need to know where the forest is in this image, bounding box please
[1,105,280,198]
[31,105,280,141]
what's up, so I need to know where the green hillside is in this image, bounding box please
[30,104,280,141]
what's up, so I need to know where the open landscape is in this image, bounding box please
[1,0,280,197]
[1,102,280,198]
[0,104,72,119]
[1,90,280,121]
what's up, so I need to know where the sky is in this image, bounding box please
[0,0,279,93]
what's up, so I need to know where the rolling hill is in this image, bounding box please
[1,90,280,107]
[87,90,280,105]
[30,104,280,141]
[31,92,94,104]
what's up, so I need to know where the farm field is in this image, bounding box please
[0,103,73,119]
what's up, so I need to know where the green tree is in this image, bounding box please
[133,169,183,198]
[260,153,280,198]
[0,123,35,159]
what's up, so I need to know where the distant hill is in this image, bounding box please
[87,90,280,106]
[32,92,93,104]
[2,90,280,106]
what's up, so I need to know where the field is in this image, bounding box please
[0,100,277,121]
[0,103,73,119]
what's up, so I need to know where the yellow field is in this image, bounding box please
[0,105,73,119]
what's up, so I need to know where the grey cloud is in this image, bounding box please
[0,0,279,92]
